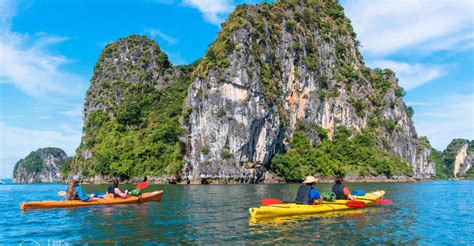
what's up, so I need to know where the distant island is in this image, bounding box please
[12,147,69,184]
[11,1,474,184]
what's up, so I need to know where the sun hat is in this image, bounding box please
[303,176,319,184]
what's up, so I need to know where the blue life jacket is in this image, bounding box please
[295,185,312,204]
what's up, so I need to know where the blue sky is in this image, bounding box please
[0,0,473,178]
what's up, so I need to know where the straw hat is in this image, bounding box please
[303,176,319,184]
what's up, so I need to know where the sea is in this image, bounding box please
[0,180,472,244]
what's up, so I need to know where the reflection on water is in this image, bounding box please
[0,181,473,244]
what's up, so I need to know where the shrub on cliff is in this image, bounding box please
[69,64,193,179]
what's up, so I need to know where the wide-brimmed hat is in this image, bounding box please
[303,176,319,184]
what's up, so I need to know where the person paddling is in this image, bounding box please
[332,176,354,200]
[295,176,323,205]
[65,175,95,201]
[107,178,129,198]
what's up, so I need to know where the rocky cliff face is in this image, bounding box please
[13,148,68,183]
[83,35,175,122]
[71,35,191,179]
[184,1,433,182]
[431,139,473,178]
[72,1,437,183]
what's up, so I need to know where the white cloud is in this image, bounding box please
[0,2,86,98]
[182,0,235,26]
[145,28,179,45]
[0,32,87,97]
[413,93,474,150]
[368,60,443,90]
[0,122,82,178]
[343,0,474,56]
[0,1,85,178]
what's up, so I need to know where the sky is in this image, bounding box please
[0,0,473,179]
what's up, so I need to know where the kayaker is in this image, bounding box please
[107,178,129,198]
[332,176,354,200]
[295,176,323,205]
[65,175,95,201]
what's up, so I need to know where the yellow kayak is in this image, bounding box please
[249,190,385,221]
[20,190,163,210]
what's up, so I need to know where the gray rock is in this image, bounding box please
[183,2,434,182]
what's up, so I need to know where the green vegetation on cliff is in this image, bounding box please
[13,148,67,175]
[430,148,449,179]
[68,35,196,179]
[13,147,69,183]
[69,66,193,178]
[271,123,413,181]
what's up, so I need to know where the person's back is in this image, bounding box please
[295,184,313,204]
[66,175,94,201]
[65,181,77,201]
[332,176,353,200]
[107,184,115,195]
[295,176,322,205]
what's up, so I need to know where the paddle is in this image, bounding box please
[136,181,149,190]
[261,198,283,206]
[356,198,393,205]
[261,198,366,208]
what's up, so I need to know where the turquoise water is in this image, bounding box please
[0,181,473,244]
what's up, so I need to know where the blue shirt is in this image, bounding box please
[310,188,321,200]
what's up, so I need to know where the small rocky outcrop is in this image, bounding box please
[447,139,473,177]
[432,139,474,178]
[13,147,69,183]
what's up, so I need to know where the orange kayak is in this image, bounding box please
[20,190,163,210]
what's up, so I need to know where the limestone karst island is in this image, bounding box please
[1,0,472,244]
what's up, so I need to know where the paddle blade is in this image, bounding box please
[136,181,149,190]
[345,200,366,208]
[262,198,283,206]
[57,191,67,196]
[374,199,393,205]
